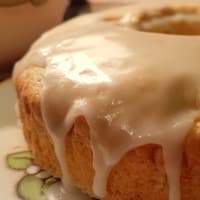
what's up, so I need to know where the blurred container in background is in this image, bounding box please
[0,0,69,78]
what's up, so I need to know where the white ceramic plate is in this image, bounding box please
[0,80,92,200]
[0,79,26,200]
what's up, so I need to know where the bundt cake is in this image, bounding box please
[14,1,200,199]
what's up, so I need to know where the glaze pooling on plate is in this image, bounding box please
[14,1,200,200]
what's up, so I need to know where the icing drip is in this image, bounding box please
[14,2,200,200]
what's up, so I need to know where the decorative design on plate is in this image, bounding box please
[0,0,48,7]
[7,151,33,170]
[6,151,60,200]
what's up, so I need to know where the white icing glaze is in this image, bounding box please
[14,1,200,200]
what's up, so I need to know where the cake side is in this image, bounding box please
[15,66,62,177]
[181,123,200,200]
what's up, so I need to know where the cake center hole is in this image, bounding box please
[133,7,200,35]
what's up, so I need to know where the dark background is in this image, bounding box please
[64,0,90,20]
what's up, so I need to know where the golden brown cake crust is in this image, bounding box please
[15,64,200,200]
